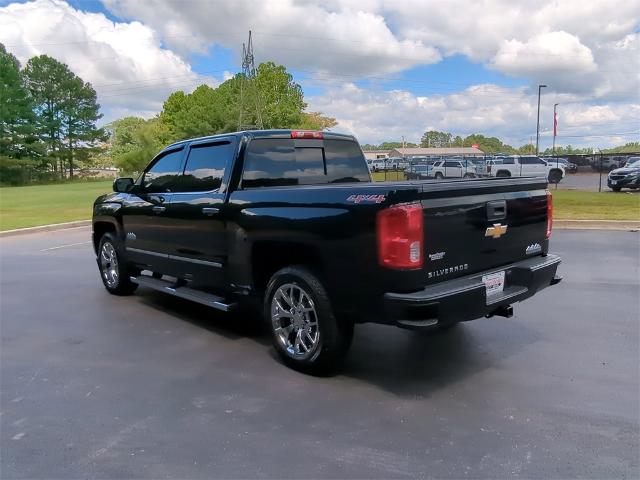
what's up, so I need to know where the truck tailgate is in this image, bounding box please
[419,177,549,285]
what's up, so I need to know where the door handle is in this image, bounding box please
[202,207,219,216]
[152,206,166,214]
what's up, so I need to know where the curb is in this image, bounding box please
[555,220,640,231]
[0,220,91,238]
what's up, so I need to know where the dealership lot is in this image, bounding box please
[1,228,638,478]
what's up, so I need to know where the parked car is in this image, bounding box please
[386,156,406,170]
[92,129,561,372]
[369,159,387,172]
[624,156,640,168]
[608,162,640,191]
[478,155,565,183]
[405,164,433,179]
[544,157,577,173]
[430,159,477,179]
[591,156,626,172]
[476,158,502,176]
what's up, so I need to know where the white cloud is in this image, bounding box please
[102,0,441,76]
[0,0,217,122]
[307,83,639,147]
[100,0,640,100]
[491,32,597,90]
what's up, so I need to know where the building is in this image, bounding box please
[362,149,391,160]
[388,147,484,158]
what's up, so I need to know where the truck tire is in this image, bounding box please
[548,169,562,184]
[264,266,353,374]
[435,172,444,179]
[97,232,138,296]
[611,186,622,192]
[496,170,511,177]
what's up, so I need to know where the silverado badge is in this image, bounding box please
[485,223,508,239]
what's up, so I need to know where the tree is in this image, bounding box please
[60,74,104,177]
[517,144,535,154]
[110,116,171,174]
[23,55,103,178]
[462,134,514,153]
[0,43,35,159]
[374,142,418,150]
[298,111,337,131]
[603,142,640,154]
[421,130,452,148]
[254,62,306,129]
[23,55,69,176]
[156,61,333,145]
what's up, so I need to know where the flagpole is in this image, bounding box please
[553,103,559,190]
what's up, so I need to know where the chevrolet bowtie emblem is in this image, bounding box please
[485,223,508,239]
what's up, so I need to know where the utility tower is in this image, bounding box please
[238,31,264,130]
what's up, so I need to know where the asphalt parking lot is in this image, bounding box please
[555,171,629,192]
[1,227,638,478]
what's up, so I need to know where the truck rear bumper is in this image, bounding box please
[383,254,561,329]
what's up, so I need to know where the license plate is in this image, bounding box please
[611,180,617,185]
[483,271,505,298]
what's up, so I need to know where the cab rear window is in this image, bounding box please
[241,138,370,188]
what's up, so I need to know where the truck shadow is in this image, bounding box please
[136,289,271,346]
[136,288,541,398]
[340,319,542,397]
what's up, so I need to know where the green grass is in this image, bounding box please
[552,190,639,220]
[0,181,113,230]
[0,180,637,231]
[372,172,639,221]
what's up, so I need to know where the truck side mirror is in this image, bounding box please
[113,177,135,193]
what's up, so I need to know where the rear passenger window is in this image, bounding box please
[242,138,370,188]
[179,141,235,192]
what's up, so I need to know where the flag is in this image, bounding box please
[553,110,558,137]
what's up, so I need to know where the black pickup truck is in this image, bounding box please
[93,130,561,372]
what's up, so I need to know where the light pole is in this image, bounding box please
[552,103,559,190]
[535,84,547,155]
[552,103,559,160]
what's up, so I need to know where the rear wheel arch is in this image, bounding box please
[496,170,511,177]
[251,241,325,294]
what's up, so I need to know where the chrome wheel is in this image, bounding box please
[100,242,119,288]
[271,283,319,359]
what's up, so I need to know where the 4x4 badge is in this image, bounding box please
[485,223,508,239]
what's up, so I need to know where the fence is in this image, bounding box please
[370,152,640,193]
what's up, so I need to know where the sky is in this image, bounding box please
[1,0,639,149]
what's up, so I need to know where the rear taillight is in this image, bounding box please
[546,190,553,238]
[377,203,423,269]
[291,130,323,139]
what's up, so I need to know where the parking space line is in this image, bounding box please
[40,241,92,252]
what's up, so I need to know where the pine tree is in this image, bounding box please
[0,43,35,158]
